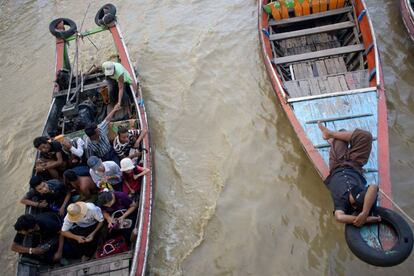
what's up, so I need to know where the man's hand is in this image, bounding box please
[61,139,72,150]
[353,211,368,227]
[107,217,117,229]
[85,233,94,243]
[53,251,62,262]
[59,206,65,216]
[35,161,46,172]
[38,200,48,208]
[114,103,121,111]
[75,235,87,244]
[32,247,47,255]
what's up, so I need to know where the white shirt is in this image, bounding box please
[62,203,104,231]
[70,137,85,158]
[89,161,122,187]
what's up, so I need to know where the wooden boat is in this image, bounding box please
[257,0,414,267]
[259,0,391,206]
[16,4,152,276]
[400,0,414,41]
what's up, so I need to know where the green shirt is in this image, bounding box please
[109,62,133,84]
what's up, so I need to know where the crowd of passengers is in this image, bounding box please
[11,62,150,264]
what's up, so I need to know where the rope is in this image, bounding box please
[379,188,414,225]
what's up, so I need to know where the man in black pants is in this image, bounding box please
[11,213,64,263]
[318,122,381,226]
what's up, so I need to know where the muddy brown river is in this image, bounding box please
[0,0,412,275]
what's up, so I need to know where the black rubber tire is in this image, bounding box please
[95,3,117,27]
[345,207,413,267]
[49,18,77,39]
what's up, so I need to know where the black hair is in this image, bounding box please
[63,169,78,182]
[117,126,129,136]
[33,136,49,148]
[29,175,43,189]
[85,123,98,137]
[14,214,36,231]
[98,191,114,206]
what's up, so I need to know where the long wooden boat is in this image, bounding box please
[400,0,414,41]
[259,0,391,206]
[16,4,152,276]
[257,0,414,266]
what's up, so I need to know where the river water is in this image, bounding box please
[0,0,412,275]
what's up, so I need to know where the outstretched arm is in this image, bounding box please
[117,75,125,107]
[104,104,121,122]
[133,129,147,148]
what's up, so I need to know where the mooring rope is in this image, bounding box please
[379,188,414,225]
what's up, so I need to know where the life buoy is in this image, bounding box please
[49,18,77,39]
[345,207,413,267]
[95,4,117,27]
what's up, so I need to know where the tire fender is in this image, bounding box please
[345,207,413,267]
[49,18,77,39]
[95,3,117,27]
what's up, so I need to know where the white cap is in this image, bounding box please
[120,158,135,171]
[102,61,115,76]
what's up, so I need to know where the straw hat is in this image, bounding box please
[67,202,88,222]
[120,158,135,172]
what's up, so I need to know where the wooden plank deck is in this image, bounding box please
[284,70,369,97]
[278,33,340,56]
[274,44,365,65]
[290,91,379,185]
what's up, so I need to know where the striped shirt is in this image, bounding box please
[85,120,111,158]
[113,129,141,158]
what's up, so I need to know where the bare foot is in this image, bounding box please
[317,121,332,140]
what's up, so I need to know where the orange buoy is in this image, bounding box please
[320,0,328,12]
[293,0,303,16]
[301,0,311,15]
[280,0,290,19]
[270,2,282,20]
[312,0,320,13]
[337,0,345,8]
[329,0,338,10]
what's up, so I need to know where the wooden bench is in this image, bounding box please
[273,44,364,65]
[270,21,355,41]
[269,6,353,26]
[53,81,107,97]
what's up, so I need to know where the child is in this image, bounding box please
[119,158,149,198]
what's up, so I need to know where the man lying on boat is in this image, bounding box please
[318,122,381,226]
